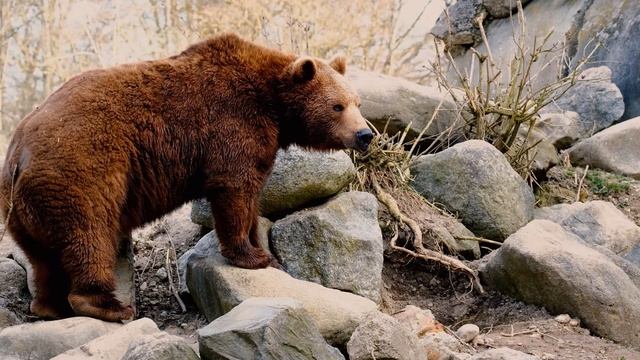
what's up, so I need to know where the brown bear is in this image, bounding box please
[0,33,372,322]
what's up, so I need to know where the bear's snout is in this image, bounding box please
[355,128,373,152]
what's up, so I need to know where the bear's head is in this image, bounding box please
[276,56,373,152]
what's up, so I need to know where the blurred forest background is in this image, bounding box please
[0,0,446,138]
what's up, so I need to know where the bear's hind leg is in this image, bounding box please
[7,219,73,319]
[30,257,74,319]
[62,231,134,322]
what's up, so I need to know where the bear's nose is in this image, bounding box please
[355,128,374,151]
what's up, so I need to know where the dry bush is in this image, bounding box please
[430,1,599,181]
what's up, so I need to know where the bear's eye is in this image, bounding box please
[333,104,344,112]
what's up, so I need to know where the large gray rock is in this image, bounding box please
[186,231,378,345]
[260,147,355,217]
[544,67,625,136]
[480,220,640,347]
[0,258,27,306]
[469,347,538,360]
[346,68,462,139]
[535,200,640,256]
[271,191,383,302]
[411,140,535,240]
[347,311,423,360]
[52,318,160,360]
[568,117,640,179]
[178,216,272,295]
[0,317,122,360]
[191,147,355,221]
[122,332,200,360]
[198,297,343,360]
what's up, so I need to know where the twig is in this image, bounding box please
[162,222,187,313]
[455,236,502,247]
[576,165,589,202]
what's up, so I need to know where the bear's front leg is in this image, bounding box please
[208,189,274,269]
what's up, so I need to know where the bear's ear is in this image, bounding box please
[288,57,316,83]
[329,55,346,75]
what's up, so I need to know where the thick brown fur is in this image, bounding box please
[0,33,369,322]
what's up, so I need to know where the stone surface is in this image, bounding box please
[177,216,272,295]
[483,0,532,18]
[0,308,20,330]
[568,117,640,179]
[186,231,378,345]
[346,67,462,139]
[456,324,480,343]
[0,317,122,360]
[393,305,443,337]
[535,200,640,256]
[411,140,535,240]
[347,311,423,360]
[480,220,640,346]
[535,111,581,150]
[431,0,484,46]
[544,67,625,136]
[198,297,343,360]
[271,191,383,302]
[469,347,539,360]
[52,318,160,360]
[419,332,466,360]
[260,147,355,217]
[0,228,16,258]
[0,258,27,306]
[191,147,355,221]
[122,332,200,360]
[133,203,203,247]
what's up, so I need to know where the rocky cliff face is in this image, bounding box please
[432,0,640,121]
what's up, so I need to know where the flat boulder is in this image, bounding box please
[122,332,199,360]
[198,297,343,360]
[52,318,159,360]
[0,317,122,360]
[185,231,378,345]
[271,191,383,302]
[411,140,534,240]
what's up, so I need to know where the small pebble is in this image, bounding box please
[139,281,148,291]
[455,323,480,343]
[156,267,168,280]
[569,319,580,327]
[555,314,571,324]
